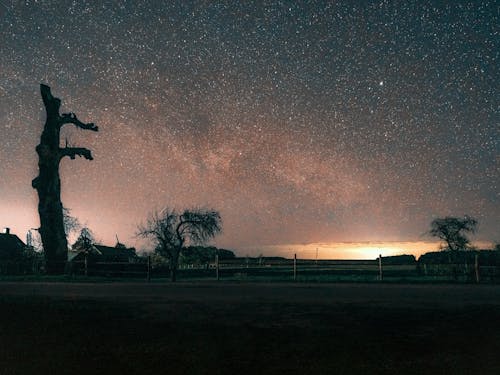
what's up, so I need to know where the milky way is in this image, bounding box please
[0,1,498,254]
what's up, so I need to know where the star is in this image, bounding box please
[0,1,496,257]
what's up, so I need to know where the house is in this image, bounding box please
[0,228,26,260]
[69,241,137,263]
[68,241,142,277]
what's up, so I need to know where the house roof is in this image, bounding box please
[94,244,136,259]
[69,241,137,262]
[0,233,26,259]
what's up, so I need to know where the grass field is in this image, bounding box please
[1,282,500,374]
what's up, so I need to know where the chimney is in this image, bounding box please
[4,227,10,234]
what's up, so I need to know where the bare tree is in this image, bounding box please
[429,216,478,251]
[32,84,98,274]
[72,227,95,253]
[63,207,81,238]
[138,208,222,281]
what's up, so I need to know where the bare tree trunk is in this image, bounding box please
[170,251,179,282]
[32,84,98,274]
[170,266,177,282]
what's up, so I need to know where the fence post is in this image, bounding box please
[293,253,297,281]
[475,254,480,283]
[215,252,220,281]
[378,254,383,281]
[84,253,88,277]
[147,255,151,282]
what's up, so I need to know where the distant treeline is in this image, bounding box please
[180,246,235,265]
[379,254,416,265]
[419,250,500,265]
[181,250,500,266]
[378,250,500,267]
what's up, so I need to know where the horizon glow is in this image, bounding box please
[240,240,495,260]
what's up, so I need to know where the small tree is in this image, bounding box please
[63,207,81,239]
[138,208,222,281]
[72,227,95,253]
[429,216,478,251]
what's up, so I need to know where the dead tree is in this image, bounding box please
[32,84,98,274]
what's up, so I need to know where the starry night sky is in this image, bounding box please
[0,1,498,256]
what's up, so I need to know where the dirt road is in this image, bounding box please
[1,281,499,308]
[1,282,500,374]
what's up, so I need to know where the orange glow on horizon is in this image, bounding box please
[241,240,495,260]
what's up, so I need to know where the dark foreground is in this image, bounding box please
[1,282,500,375]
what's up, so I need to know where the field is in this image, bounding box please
[1,282,500,374]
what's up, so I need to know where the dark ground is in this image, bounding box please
[1,282,499,374]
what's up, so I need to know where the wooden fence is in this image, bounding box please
[1,255,499,283]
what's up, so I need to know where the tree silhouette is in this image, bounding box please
[32,84,98,274]
[429,216,478,251]
[63,206,81,238]
[72,227,95,253]
[138,208,222,282]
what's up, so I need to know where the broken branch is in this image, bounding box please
[60,112,99,131]
[59,147,94,160]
